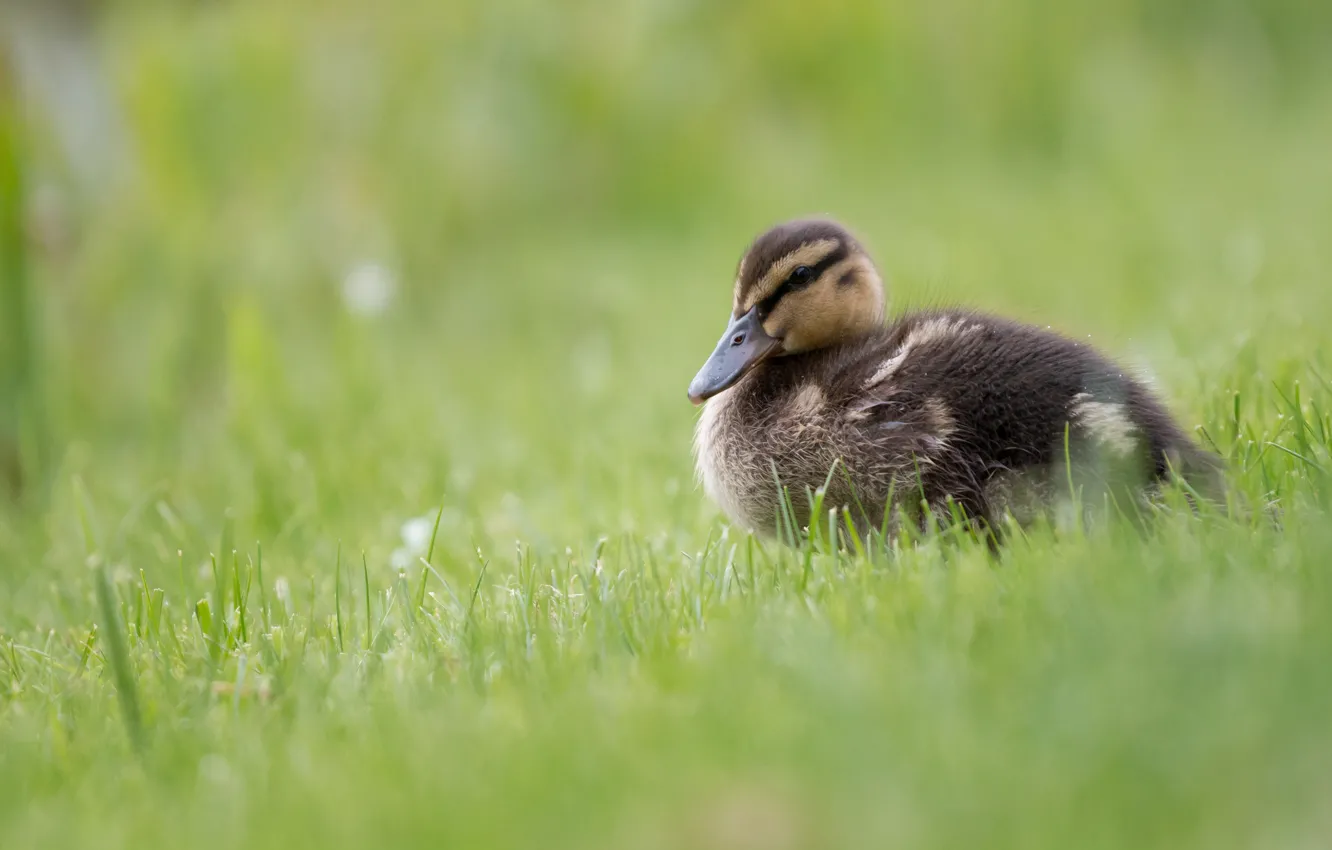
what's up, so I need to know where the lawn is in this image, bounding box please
[3,2,1332,848]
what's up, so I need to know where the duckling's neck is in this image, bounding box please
[738,342,852,400]
[777,329,879,371]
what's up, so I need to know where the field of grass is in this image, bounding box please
[3,2,1332,848]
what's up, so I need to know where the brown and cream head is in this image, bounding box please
[688,218,885,403]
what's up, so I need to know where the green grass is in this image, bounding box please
[4,2,1332,848]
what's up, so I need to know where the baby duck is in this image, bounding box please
[689,218,1220,540]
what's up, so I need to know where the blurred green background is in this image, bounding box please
[4,0,1330,547]
[3,1,1332,848]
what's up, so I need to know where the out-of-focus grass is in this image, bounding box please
[1,48,30,496]
[3,1,1332,848]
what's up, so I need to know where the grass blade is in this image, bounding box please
[92,557,144,754]
[363,552,372,650]
[334,542,345,653]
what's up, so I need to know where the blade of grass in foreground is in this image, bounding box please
[93,556,145,754]
[75,481,144,754]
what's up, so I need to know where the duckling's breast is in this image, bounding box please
[693,377,912,535]
[694,389,774,533]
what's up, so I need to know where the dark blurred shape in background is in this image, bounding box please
[1,37,34,497]
[2,0,132,193]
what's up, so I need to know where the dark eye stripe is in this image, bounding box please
[756,243,849,316]
[803,243,849,282]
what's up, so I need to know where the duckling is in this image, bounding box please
[688,218,1221,541]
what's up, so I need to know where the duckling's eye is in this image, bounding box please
[789,265,814,287]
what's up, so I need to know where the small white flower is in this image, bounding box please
[400,515,435,552]
[274,577,292,613]
[341,261,396,316]
[391,512,437,568]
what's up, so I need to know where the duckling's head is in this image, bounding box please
[688,218,885,404]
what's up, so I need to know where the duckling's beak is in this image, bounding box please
[688,306,781,405]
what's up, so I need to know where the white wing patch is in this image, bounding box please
[865,349,911,389]
[864,317,981,390]
[1070,393,1139,455]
